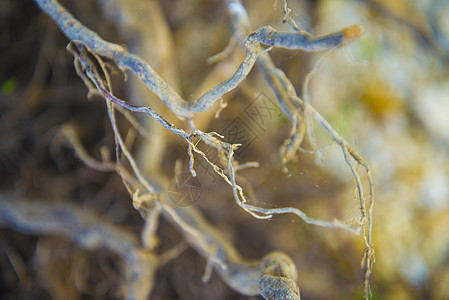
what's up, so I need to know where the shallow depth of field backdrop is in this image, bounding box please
[1,0,449,299]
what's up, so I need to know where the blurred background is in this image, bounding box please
[1,0,449,299]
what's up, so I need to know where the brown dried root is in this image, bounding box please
[0,194,157,300]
